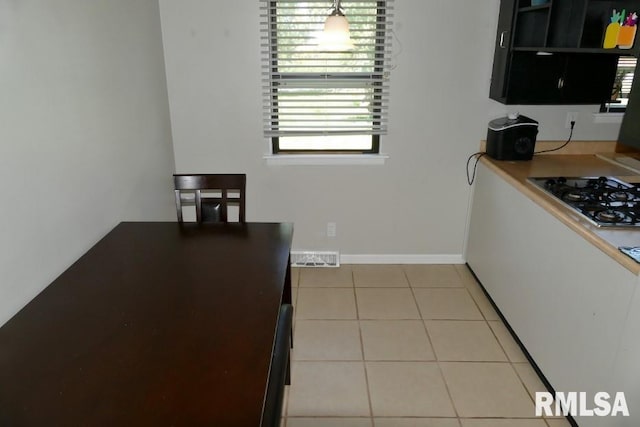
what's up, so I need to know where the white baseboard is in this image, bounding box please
[338,254,465,264]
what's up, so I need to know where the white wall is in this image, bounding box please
[159,0,623,259]
[0,0,175,326]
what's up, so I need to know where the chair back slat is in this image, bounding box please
[173,174,246,223]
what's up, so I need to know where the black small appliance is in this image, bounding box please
[486,113,539,160]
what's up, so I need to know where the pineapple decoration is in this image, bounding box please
[604,9,638,49]
[618,12,638,49]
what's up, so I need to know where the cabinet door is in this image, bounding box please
[506,51,565,103]
[490,0,518,102]
[505,51,617,104]
[561,53,618,103]
[610,280,640,427]
[547,0,585,48]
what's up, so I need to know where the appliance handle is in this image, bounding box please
[499,31,508,48]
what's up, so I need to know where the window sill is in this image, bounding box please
[263,153,389,166]
[592,112,624,124]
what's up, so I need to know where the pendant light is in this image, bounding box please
[318,0,355,51]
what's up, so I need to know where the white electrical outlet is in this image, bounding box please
[327,222,336,237]
[565,112,578,129]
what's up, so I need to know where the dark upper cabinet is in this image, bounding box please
[490,0,518,101]
[490,0,640,105]
[502,51,618,104]
[504,52,565,104]
[562,53,619,102]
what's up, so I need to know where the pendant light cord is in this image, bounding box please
[332,0,344,15]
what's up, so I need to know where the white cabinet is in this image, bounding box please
[466,163,637,427]
[610,282,640,427]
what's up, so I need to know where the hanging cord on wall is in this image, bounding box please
[534,121,575,155]
[466,152,487,185]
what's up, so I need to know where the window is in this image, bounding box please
[260,0,393,154]
[601,56,636,113]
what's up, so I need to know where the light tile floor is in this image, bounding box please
[284,264,573,427]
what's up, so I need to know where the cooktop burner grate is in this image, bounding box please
[528,176,640,227]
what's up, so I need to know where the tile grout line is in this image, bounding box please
[403,266,461,420]
[511,361,544,406]
[351,268,382,426]
[487,319,523,364]
[352,269,376,425]
[404,269,440,362]
[457,264,498,321]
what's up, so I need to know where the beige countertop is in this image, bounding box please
[480,153,640,274]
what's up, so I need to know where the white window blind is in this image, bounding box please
[618,56,636,99]
[601,56,636,113]
[259,0,393,149]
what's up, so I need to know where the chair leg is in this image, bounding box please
[285,348,291,386]
[286,321,292,385]
[174,190,183,222]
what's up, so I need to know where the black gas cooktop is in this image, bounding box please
[528,176,640,228]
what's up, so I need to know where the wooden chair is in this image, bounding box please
[262,304,293,427]
[173,174,246,223]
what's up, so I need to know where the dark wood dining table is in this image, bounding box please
[0,221,293,426]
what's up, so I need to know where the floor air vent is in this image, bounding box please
[291,251,340,267]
